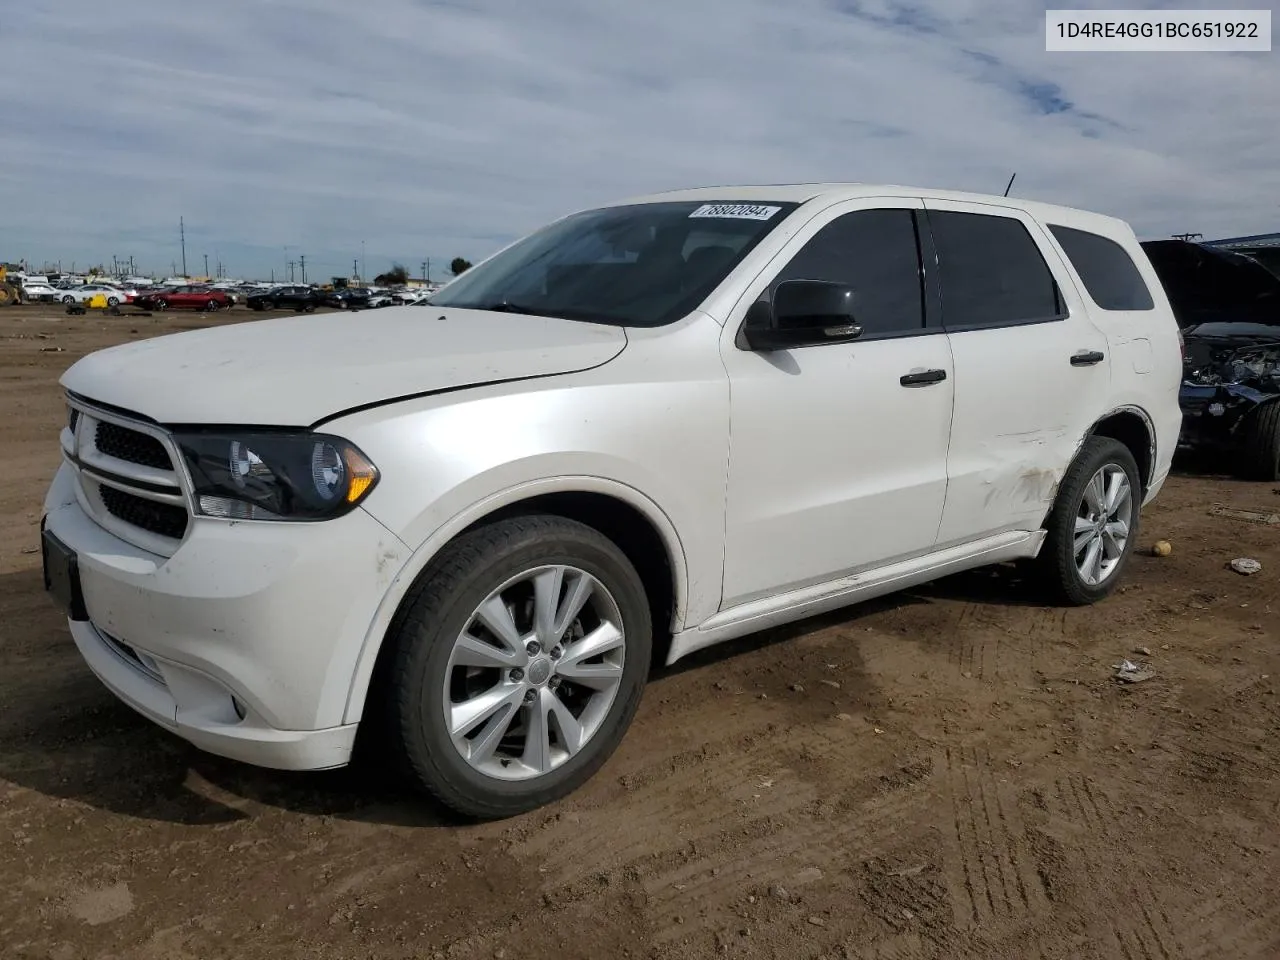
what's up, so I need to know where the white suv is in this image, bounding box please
[42,184,1182,817]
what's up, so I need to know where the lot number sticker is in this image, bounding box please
[689,203,782,220]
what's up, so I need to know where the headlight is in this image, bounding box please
[174,431,379,521]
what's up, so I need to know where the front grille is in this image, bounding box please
[100,484,188,539]
[95,420,172,470]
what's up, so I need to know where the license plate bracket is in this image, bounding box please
[42,527,89,622]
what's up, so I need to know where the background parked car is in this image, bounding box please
[21,281,59,302]
[58,284,134,307]
[136,286,230,311]
[246,285,321,312]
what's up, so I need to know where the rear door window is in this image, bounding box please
[928,210,1064,330]
[1049,225,1154,311]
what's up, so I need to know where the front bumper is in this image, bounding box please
[42,462,411,771]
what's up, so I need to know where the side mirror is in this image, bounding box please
[742,280,863,351]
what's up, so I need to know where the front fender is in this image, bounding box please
[339,473,691,725]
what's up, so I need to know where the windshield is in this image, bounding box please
[429,200,799,326]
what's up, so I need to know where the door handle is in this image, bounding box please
[900,368,948,387]
[1070,350,1106,366]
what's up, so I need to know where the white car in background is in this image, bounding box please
[22,282,60,302]
[42,183,1182,819]
[58,284,135,307]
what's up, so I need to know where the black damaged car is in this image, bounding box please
[1142,239,1280,480]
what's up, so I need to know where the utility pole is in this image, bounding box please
[203,254,209,277]
[353,258,359,281]
[180,216,187,276]
[287,260,296,282]
[299,255,306,284]
[421,260,427,283]
[271,268,275,283]
[129,256,135,275]
[361,240,365,281]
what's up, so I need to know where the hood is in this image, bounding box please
[60,307,627,426]
[1141,239,1280,329]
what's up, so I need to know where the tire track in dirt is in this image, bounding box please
[1035,773,1179,960]
[946,603,1044,684]
[1171,863,1280,959]
[513,720,881,890]
[641,755,936,945]
[939,746,1049,933]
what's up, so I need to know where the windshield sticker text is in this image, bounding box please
[689,204,782,221]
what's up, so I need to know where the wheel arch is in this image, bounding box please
[1086,405,1156,494]
[341,477,690,725]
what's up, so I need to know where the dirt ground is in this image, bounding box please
[1,302,1277,960]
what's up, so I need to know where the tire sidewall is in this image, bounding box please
[396,520,652,815]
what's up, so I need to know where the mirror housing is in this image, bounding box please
[742,280,863,351]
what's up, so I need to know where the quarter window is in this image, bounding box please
[1049,225,1154,311]
[929,210,1063,329]
[770,208,925,337]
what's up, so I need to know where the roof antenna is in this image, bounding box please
[1003,172,1017,197]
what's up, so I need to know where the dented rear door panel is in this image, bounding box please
[924,200,1112,547]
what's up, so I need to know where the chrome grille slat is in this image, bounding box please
[64,396,193,555]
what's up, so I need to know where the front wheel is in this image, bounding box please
[384,515,652,819]
[153,299,168,311]
[1037,436,1141,606]
[107,296,120,307]
[62,295,75,305]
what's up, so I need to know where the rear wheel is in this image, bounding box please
[1037,436,1141,606]
[107,296,120,307]
[1237,400,1280,482]
[204,299,220,312]
[154,299,168,311]
[62,295,76,305]
[384,515,651,819]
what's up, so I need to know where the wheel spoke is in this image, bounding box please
[1074,519,1095,556]
[1105,519,1129,541]
[557,659,624,692]
[450,684,524,738]
[547,691,586,756]
[453,632,523,670]
[521,690,554,774]
[559,622,624,669]
[1080,535,1103,585]
[1105,471,1131,517]
[465,696,522,764]
[475,595,524,653]
[532,566,565,644]
[1084,474,1105,515]
[554,572,594,639]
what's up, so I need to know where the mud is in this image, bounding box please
[1,304,1278,959]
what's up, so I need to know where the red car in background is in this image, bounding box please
[136,286,231,311]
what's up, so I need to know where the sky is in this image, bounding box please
[3,0,1278,280]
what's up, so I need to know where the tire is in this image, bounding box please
[1237,400,1280,482]
[62,295,75,305]
[204,299,220,312]
[304,303,316,313]
[1037,436,1142,606]
[154,299,168,311]
[384,515,652,819]
[107,296,119,307]
[261,299,275,311]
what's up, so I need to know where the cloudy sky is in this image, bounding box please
[3,0,1277,279]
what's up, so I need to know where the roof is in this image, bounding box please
[1207,232,1280,250]
[606,183,1132,231]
